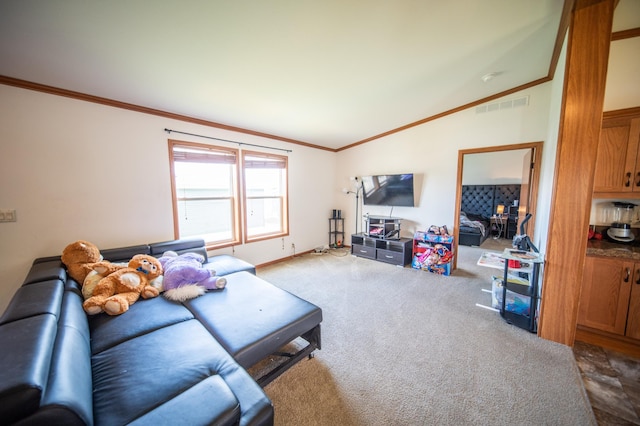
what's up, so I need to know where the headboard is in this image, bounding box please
[461,184,521,218]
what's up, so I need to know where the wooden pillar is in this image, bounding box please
[538,0,615,345]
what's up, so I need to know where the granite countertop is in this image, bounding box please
[586,239,640,261]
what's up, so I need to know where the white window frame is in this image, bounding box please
[242,150,289,242]
[168,140,241,248]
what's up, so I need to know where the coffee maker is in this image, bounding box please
[605,201,636,243]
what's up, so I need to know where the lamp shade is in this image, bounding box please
[496,204,505,215]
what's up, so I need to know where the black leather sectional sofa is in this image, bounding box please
[0,239,322,425]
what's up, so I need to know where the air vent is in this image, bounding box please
[513,96,529,107]
[476,95,529,114]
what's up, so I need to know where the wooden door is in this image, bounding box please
[593,117,639,193]
[578,256,633,335]
[632,118,640,192]
[627,264,640,340]
[516,148,533,237]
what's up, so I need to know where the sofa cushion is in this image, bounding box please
[149,238,208,259]
[91,319,271,426]
[89,296,195,355]
[149,238,256,275]
[127,375,240,426]
[185,271,323,368]
[101,244,151,263]
[206,254,256,276]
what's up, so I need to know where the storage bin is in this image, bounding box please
[491,276,531,315]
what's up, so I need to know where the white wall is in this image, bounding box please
[0,84,336,311]
[604,37,640,111]
[536,34,568,254]
[335,83,554,239]
[462,150,528,185]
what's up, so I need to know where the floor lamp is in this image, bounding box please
[343,179,362,234]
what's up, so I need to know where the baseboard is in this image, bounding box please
[575,326,640,358]
[256,250,315,269]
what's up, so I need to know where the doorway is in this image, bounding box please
[453,141,543,269]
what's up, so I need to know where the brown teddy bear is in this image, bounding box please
[82,260,128,300]
[82,254,163,316]
[61,240,103,284]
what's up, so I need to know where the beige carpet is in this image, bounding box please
[255,245,595,426]
[479,236,514,252]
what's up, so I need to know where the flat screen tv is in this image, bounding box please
[361,174,415,207]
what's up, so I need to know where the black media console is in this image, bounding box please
[351,234,412,266]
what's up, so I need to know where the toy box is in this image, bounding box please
[413,231,454,244]
[412,230,454,275]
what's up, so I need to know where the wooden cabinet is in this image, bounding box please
[578,256,639,339]
[593,115,640,195]
[577,108,640,357]
[628,274,640,340]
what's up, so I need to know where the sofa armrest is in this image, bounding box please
[0,280,63,325]
[24,260,67,285]
[0,315,57,424]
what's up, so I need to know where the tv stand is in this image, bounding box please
[384,229,399,239]
[351,233,412,266]
[366,216,402,240]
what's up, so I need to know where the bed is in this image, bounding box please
[459,184,521,246]
[459,211,490,247]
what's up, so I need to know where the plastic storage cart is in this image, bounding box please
[499,248,544,332]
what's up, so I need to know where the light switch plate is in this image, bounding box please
[0,209,17,222]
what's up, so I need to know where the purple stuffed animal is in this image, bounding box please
[157,251,226,302]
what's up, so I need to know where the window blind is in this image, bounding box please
[172,145,236,164]
[243,153,287,169]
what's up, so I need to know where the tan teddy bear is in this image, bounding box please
[82,261,128,301]
[82,254,163,316]
[61,240,103,284]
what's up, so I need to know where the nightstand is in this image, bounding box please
[490,215,509,238]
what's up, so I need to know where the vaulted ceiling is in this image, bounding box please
[0,1,634,151]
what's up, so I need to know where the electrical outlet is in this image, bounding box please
[0,209,16,223]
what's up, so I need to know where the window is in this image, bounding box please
[169,141,289,247]
[242,150,289,242]
[169,141,241,247]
